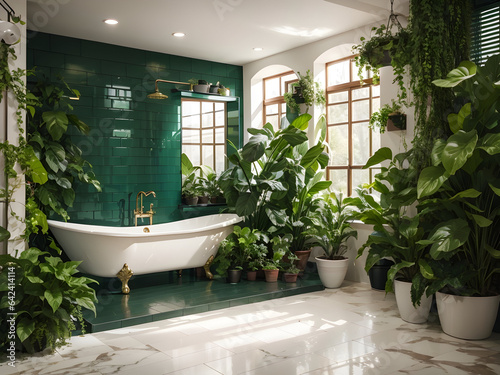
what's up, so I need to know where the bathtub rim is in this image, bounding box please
[47,213,242,238]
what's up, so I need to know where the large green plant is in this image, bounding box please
[416,56,500,297]
[27,75,101,222]
[353,148,431,304]
[218,114,329,234]
[0,247,97,353]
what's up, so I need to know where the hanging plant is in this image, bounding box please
[352,0,411,106]
[407,0,471,171]
[284,70,325,115]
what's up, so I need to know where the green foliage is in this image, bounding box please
[263,234,293,270]
[27,74,101,221]
[369,100,403,133]
[408,0,471,171]
[0,43,100,354]
[306,191,358,260]
[283,70,325,115]
[0,247,97,353]
[214,226,269,276]
[352,24,410,105]
[416,56,500,297]
[352,148,432,304]
[219,114,330,235]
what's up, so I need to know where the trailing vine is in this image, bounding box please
[0,22,99,353]
[407,0,471,171]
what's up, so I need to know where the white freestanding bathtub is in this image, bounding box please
[48,213,241,293]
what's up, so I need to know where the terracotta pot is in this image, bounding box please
[246,270,257,281]
[284,273,298,283]
[294,249,312,273]
[264,269,279,282]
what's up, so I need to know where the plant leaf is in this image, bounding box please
[44,288,63,313]
[441,130,478,175]
[417,166,448,198]
[363,147,392,169]
[478,133,500,155]
[428,219,470,259]
[43,111,69,141]
[447,103,471,133]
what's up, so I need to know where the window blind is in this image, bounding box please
[471,1,500,65]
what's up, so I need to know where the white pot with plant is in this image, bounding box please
[307,191,357,289]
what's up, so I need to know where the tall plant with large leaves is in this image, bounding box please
[27,75,101,222]
[416,55,500,297]
[218,114,330,239]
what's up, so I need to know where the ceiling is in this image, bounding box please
[26,0,409,66]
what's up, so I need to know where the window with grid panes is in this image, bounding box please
[263,71,297,130]
[326,56,381,196]
[181,99,227,174]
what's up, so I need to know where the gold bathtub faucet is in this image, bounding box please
[134,191,156,226]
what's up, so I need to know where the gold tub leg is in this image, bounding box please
[117,263,133,294]
[204,255,215,280]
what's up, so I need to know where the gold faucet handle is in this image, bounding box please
[147,203,155,214]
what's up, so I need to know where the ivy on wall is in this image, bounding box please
[407,0,471,171]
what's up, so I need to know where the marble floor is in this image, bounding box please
[2,282,500,375]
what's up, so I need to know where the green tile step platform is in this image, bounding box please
[82,268,324,333]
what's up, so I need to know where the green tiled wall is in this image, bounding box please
[27,32,243,226]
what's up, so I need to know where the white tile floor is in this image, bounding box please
[2,282,500,374]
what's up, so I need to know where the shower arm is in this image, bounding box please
[154,79,192,93]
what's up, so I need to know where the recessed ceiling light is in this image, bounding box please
[172,32,185,38]
[104,19,118,25]
[253,47,263,51]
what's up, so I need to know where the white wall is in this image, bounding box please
[242,20,412,284]
[0,0,27,255]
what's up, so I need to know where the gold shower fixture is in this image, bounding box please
[147,79,192,99]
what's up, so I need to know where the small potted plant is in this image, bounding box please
[214,226,268,284]
[282,252,301,283]
[369,100,406,133]
[263,234,292,282]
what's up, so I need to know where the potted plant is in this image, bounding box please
[283,70,325,116]
[181,153,201,205]
[0,247,97,353]
[218,114,329,234]
[246,233,269,281]
[307,191,358,289]
[353,148,433,323]
[214,226,268,284]
[415,56,500,339]
[283,264,301,283]
[369,100,406,133]
[352,23,410,105]
[262,234,292,282]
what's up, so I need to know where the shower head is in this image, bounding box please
[147,90,168,100]
[147,79,191,100]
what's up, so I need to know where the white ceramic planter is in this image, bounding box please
[436,292,500,340]
[394,279,433,324]
[315,256,349,289]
